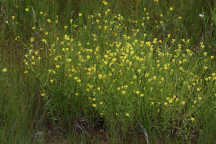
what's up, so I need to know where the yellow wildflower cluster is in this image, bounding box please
[21,6,216,125]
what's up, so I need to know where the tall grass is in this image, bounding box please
[0,0,215,143]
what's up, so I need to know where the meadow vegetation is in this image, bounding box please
[0,0,216,143]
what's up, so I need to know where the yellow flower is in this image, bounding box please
[31,61,35,65]
[196,88,201,92]
[135,91,140,94]
[77,79,81,83]
[64,34,70,40]
[100,112,104,116]
[203,52,207,56]
[99,101,103,105]
[97,87,101,91]
[25,8,29,12]
[74,77,78,80]
[92,104,97,108]
[42,39,47,44]
[55,65,60,69]
[66,58,72,62]
[2,68,7,72]
[181,101,186,105]
[103,0,108,6]
[47,18,52,23]
[204,66,208,70]
[98,74,103,79]
[78,13,82,17]
[40,93,46,97]
[169,7,173,11]
[30,37,35,43]
[11,16,15,20]
[133,75,137,79]
[125,113,130,117]
[168,99,173,104]
[70,19,73,24]
[50,79,54,83]
[86,55,91,60]
[121,90,126,95]
[198,96,202,101]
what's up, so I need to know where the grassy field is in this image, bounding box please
[0,0,216,143]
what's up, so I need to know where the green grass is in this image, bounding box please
[0,0,216,143]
